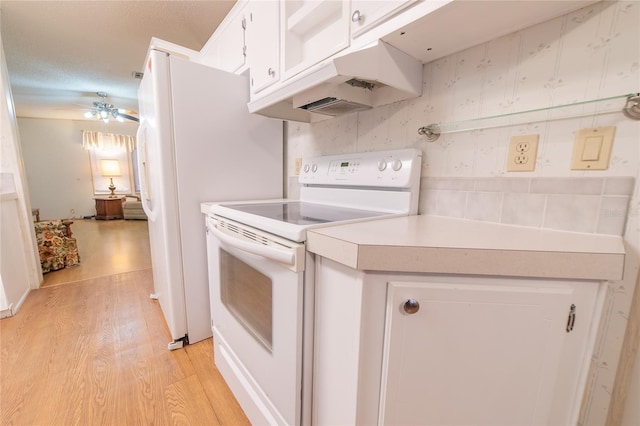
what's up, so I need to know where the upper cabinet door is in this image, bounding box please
[246,1,280,94]
[281,0,350,80]
[200,2,247,74]
[217,10,247,74]
[350,0,417,38]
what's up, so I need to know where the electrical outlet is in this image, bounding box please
[507,134,539,172]
[514,155,528,164]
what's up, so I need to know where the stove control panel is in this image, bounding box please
[299,148,422,188]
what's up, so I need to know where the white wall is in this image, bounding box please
[0,25,41,305]
[18,118,138,220]
[286,1,640,424]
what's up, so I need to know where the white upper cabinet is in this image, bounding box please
[217,10,247,74]
[200,2,247,74]
[203,0,599,121]
[246,1,280,93]
[350,0,417,38]
[281,0,351,80]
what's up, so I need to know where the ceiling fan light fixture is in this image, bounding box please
[85,92,138,123]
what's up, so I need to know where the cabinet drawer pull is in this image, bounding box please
[351,10,363,23]
[403,299,420,314]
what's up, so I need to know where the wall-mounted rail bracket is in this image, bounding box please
[417,93,640,142]
[623,94,640,120]
[417,124,440,141]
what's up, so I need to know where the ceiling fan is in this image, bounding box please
[84,92,139,123]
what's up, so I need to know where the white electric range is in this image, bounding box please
[203,148,422,425]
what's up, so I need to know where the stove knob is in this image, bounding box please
[311,163,318,173]
[303,164,310,173]
[391,159,403,171]
[377,160,387,171]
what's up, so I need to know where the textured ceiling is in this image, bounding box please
[0,0,235,121]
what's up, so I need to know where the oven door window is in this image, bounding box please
[219,248,273,351]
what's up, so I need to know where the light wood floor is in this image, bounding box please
[1,220,250,425]
[42,219,153,287]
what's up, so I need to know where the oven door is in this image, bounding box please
[206,215,305,425]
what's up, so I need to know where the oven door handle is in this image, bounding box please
[208,223,296,267]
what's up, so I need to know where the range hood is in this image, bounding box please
[247,41,423,122]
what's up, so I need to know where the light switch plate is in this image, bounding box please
[571,126,615,170]
[507,134,539,172]
[294,157,303,175]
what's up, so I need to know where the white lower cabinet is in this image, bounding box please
[312,257,603,425]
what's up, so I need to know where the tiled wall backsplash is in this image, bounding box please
[419,176,635,235]
[289,175,634,236]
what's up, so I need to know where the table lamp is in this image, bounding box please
[100,159,121,198]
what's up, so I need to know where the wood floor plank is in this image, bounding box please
[109,340,171,426]
[185,340,251,425]
[164,374,221,426]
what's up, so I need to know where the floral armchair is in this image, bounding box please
[34,220,80,273]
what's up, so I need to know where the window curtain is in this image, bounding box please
[82,130,136,152]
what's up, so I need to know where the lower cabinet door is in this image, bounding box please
[380,279,598,426]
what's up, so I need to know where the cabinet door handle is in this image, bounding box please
[403,299,420,314]
[566,304,576,332]
[268,67,275,77]
[351,10,363,23]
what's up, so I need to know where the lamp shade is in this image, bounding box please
[100,159,122,177]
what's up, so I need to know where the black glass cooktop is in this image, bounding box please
[224,201,388,226]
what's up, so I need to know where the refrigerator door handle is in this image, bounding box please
[136,122,155,220]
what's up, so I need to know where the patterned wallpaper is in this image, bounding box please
[286,1,640,424]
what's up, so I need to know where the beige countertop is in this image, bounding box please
[306,215,626,281]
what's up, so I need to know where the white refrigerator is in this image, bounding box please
[136,47,283,349]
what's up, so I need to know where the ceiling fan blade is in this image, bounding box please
[117,112,140,122]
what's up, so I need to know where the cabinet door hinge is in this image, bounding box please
[566,304,576,333]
